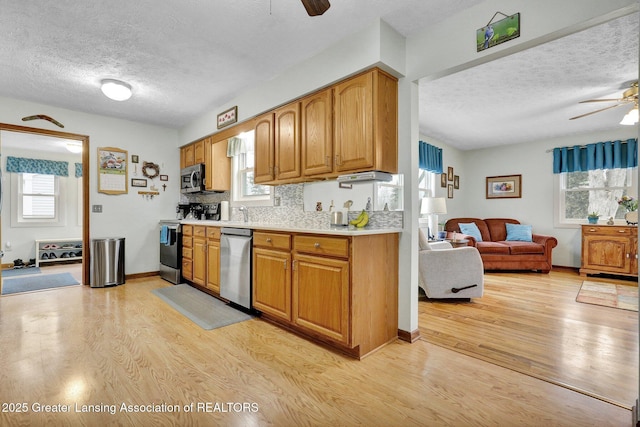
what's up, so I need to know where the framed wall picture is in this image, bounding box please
[217,106,238,129]
[447,166,454,181]
[448,184,454,199]
[486,174,522,199]
[159,175,168,181]
[454,175,460,189]
[440,173,447,187]
[98,147,128,194]
[131,178,147,188]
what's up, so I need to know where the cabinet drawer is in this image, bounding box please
[293,235,349,258]
[182,236,193,248]
[182,247,193,259]
[182,225,193,236]
[207,227,221,240]
[583,226,634,237]
[193,225,206,237]
[254,232,291,250]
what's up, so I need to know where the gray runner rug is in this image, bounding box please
[2,272,79,295]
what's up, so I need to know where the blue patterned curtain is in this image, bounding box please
[75,163,83,178]
[6,156,69,176]
[418,141,443,173]
[552,138,638,173]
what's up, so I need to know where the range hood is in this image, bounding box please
[336,171,393,183]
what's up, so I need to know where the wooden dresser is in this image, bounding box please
[580,225,638,278]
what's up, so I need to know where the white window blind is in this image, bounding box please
[22,173,56,218]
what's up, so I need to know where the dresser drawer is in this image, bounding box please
[582,225,635,237]
[293,235,349,258]
[254,231,291,250]
[207,227,221,240]
[193,225,206,237]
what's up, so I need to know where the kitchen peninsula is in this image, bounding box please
[181,219,400,359]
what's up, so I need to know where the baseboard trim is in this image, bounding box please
[398,328,421,343]
[125,271,159,280]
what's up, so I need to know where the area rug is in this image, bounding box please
[1,272,79,295]
[576,281,638,311]
[152,284,253,330]
[2,267,42,278]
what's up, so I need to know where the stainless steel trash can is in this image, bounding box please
[90,238,125,287]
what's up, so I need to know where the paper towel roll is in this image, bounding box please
[221,201,229,221]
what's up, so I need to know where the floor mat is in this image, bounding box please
[2,267,42,278]
[1,272,79,295]
[152,284,254,330]
[576,281,638,311]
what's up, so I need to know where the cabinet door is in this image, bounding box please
[253,248,292,321]
[182,145,195,168]
[194,139,205,164]
[292,253,350,344]
[274,102,301,180]
[254,113,275,183]
[192,237,206,286]
[582,235,632,274]
[206,240,220,293]
[333,71,374,172]
[302,89,333,176]
[205,138,231,191]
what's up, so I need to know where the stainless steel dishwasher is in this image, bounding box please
[220,227,253,310]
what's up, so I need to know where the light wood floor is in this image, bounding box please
[420,268,639,410]
[0,274,633,426]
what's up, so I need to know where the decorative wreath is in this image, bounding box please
[142,161,160,179]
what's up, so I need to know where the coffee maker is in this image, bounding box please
[176,204,190,220]
[204,203,221,220]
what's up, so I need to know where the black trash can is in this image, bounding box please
[90,237,125,288]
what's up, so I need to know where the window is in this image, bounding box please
[230,131,272,206]
[558,168,637,225]
[418,169,435,199]
[374,174,404,210]
[21,173,57,219]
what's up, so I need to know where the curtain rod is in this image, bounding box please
[545,138,637,153]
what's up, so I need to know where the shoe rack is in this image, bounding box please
[35,238,83,267]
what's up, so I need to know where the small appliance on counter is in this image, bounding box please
[204,203,221,220]
[189,203,204,220]
[330,209,349,226]
[176,203,190,220]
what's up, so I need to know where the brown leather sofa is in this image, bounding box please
[444,218,558,273]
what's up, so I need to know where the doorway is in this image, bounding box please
[0,123,90,289]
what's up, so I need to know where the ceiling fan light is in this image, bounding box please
[620,107,639,125]
[66,141,83,153]
[100,79,132,101]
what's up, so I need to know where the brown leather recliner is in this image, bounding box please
[444,218,558,273]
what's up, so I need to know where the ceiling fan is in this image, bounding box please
[570,81,638,122]
[301,0,330,16]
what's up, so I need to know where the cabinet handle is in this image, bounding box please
[627,253,630,258]
[292,260,297,270]
[325,156,330,166]
[283,259,287,270]
[314,242,321,248]
[335,155,342,166]
[266,238,272,243]
[618,230,627,233]
[589,228,597,232]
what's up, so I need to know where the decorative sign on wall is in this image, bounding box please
[477,12,520,52]
[98,147,128,194]
[217,106,238,129]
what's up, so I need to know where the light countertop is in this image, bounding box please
[179,220,401,236]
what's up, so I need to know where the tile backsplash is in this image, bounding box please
[181,183,403,229]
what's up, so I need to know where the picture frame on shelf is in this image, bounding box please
[486,174,522,199]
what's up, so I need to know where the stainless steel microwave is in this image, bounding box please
[180,164,205,193]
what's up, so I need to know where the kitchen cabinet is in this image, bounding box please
[206,227,221,293]
[193,139,205,165]
[254,112,275,183]
[251,230,399,359]
[333,68,397,174]
[274,102,301,181]
[580,225,638,277]
[192,226,207,286]
[253,231,292,321]
[205,137,231,191]
[301,88,333,176]
[180,144,194,169]
[181,225,194,281]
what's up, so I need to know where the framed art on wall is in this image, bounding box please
[486,174,522,199]
[98,146,128,194]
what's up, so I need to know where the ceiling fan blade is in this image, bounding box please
[579,98,624,103]
[301,0,330,16]
[569,102,631,120]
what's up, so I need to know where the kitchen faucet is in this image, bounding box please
[239,206,248,223]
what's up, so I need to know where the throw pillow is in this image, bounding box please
[505,223,533,242]
[418,228,431,250]
[458,222,483,242]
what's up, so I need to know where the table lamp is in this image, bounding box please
[421,197,447,240]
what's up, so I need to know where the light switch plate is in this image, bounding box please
[92,204,103,213]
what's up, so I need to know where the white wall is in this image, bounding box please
[0,96,180,277]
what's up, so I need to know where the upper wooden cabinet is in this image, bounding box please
[180,144,195,169]
[194,139,205,165]
[302,88,333,176]
[254,112,275,184]
[205,137,231,191]
[333,68,397,174]
[274,102,301,181]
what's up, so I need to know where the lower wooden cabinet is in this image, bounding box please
[580,225,638,277]
[252,230,399,359]
[181,225,194,281]
[181,225,222,293]
[191,226,206,286]
[206,227,221,293]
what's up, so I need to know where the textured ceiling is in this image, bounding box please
[0,1,636,151]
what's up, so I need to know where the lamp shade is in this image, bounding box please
[620,106,639,125]
[101,79,132,101]
[421,197,447,215]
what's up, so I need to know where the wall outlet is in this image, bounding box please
[92,204,103,213]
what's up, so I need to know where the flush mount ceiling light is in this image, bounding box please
[620,105,639,125]
[100,79,132,101]
[66,141,83,153]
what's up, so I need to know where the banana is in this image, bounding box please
[350,210,366,225]
[356,211,369,228]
